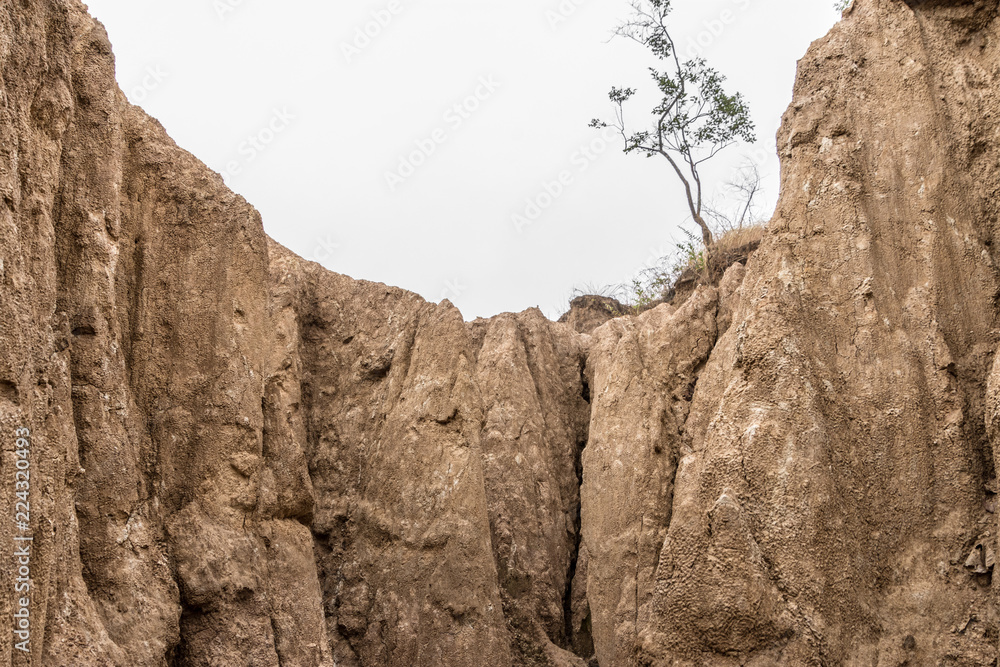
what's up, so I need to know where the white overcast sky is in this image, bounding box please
[82,0,841,320]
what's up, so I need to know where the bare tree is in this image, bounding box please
[702,162,764,235]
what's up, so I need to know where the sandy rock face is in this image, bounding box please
[1,2,329,665]
[268,248,595,666]
[559,296,629,334]
[581,288,720,667]
[469,310,591,666]
[9,0,1000,665]
[269,244,513,667]
[0,2,592,661]
[578,0,1000,664]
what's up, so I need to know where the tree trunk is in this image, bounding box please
[693,213,714,248]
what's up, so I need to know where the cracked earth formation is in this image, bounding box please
[4,0,1000,665]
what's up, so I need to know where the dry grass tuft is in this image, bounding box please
[713,224,765,255]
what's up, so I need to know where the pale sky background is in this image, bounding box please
[83,0,842,320]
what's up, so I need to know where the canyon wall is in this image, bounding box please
[583,0,1000,664]
[3,0,1000,665]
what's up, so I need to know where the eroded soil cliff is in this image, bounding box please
[4,0,1000,665]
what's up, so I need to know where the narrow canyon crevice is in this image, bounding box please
[561,432,589,662]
